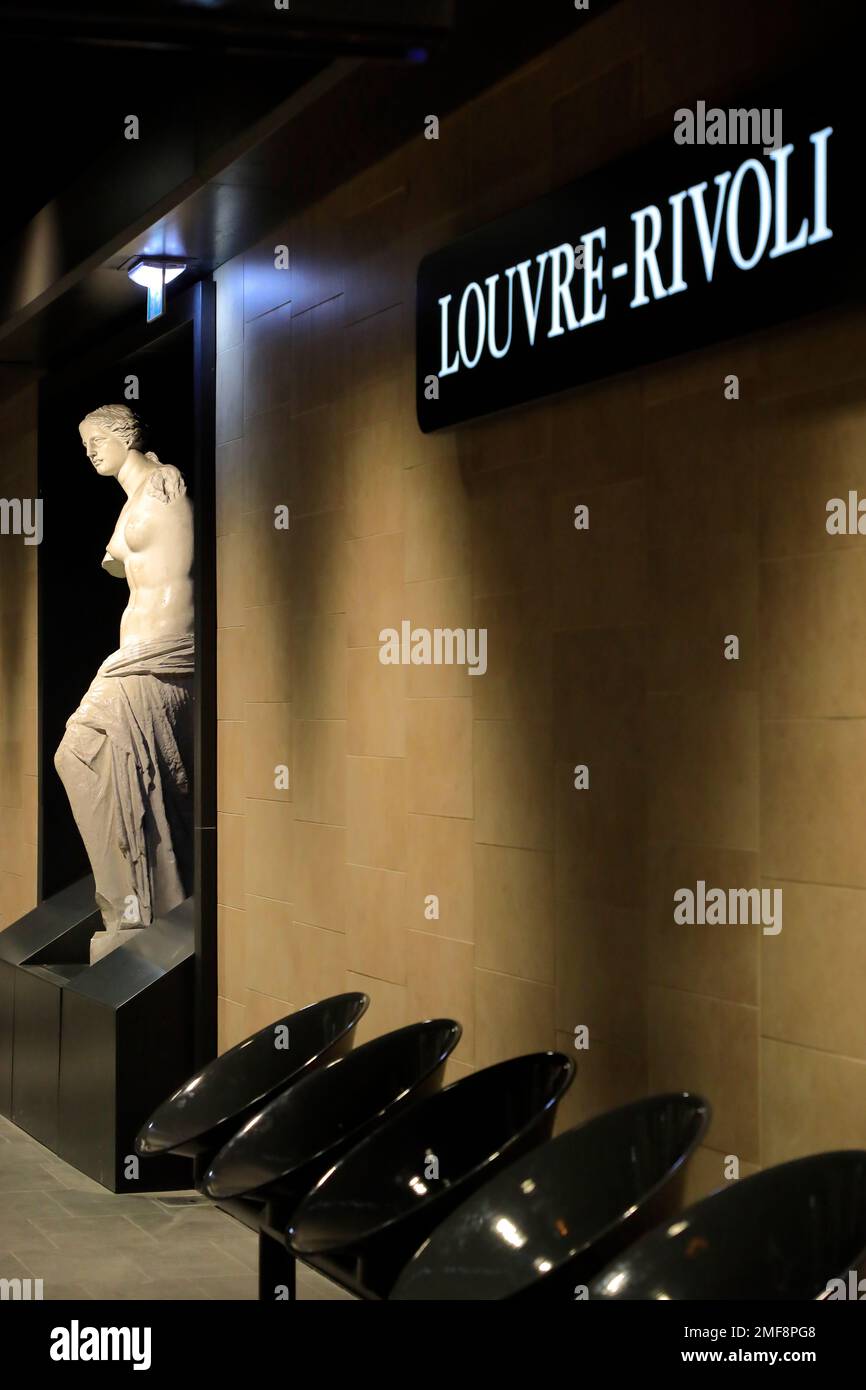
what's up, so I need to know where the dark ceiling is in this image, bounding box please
[0,0,620,376]
[0,41,320,242]
[0,0,452,239]
[0,0,454,56]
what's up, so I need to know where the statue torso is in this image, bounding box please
[105,464,194,647]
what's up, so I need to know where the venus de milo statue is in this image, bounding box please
[54,405,194,963]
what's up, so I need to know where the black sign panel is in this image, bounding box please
[416,68,864,432]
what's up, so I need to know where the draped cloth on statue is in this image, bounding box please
[54,633,195,934]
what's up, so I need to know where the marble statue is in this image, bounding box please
[54,405,195,964]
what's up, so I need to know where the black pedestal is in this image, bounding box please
[10,965,86,1151]
[0,876,195,1192]
[0,875,95,1140]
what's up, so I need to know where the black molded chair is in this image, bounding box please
[391,1091,710,1300]
[287,1050,575,1299]
[202,1018,462,1299]
[135,992,369,1177]
[589,1150,866,1300]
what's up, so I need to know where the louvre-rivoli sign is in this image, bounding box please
[416,72,861,432]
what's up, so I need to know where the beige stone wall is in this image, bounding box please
[214,0,866,1194]
[0,381,39,928]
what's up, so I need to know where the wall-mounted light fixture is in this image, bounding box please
[127,257,186,323]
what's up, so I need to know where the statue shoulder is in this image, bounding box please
[143,464,188,505]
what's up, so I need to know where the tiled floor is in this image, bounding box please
[0,1115,351,1300]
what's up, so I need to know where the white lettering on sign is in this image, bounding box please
[437,127,833,377]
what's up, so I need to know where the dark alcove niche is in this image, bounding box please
[39,327,194,895]
[35,280,217,1070]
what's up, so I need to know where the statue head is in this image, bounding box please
[79,404,148,477]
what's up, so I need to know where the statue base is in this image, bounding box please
[90,928,146,966]
[0,875,195,1191]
